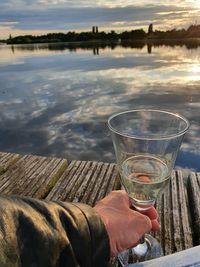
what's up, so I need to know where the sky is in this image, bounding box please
[0,0,200,39]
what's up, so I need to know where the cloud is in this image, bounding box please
[0,43,200,168]
[0,1,199,38]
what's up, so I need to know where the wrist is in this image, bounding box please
[94,206,117,257]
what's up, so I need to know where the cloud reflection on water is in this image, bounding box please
[0,43,199,171]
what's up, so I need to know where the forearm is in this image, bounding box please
[0,195,110,267]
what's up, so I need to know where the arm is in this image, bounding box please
[0,195,110,267]
[0,191,159,267]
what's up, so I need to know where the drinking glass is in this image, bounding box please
[108,109,190,266]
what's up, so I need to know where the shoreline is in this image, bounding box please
[0,38,200,47]
[2,37,200,46]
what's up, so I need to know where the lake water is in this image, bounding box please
[0,42,199,172]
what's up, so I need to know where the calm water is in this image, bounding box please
[0,42,199,172]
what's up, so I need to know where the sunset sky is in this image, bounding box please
[0,0,200,39]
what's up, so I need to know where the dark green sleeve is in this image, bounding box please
[0,195,110,267]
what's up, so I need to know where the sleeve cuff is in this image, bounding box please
[71,203,110,267]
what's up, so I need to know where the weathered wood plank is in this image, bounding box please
[155,170,193,255]
[187,172,200,245]
[0,152,21,174]
[154,193,164,252]
[176,170,193,250]
[87,162,118,206]
[0,151,197,265]
[80,161,106,204]
[110,258,119,267]
[163,176,173,255]
[171,171,183,252]
[46,160,119,206]
[96,163,119,202]
[46,160,87,201]
[0,154,67,198]
[0,155,47,193]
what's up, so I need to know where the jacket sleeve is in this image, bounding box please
[0,195,110,267]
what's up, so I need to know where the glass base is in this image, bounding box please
[130,198,155,212]
[118,234,163,266]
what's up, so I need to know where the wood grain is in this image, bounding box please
[0,153,67,198]
[155,170,193,255]
[46,160,119,206]
[187,172,200,245]
[0,151,198,265]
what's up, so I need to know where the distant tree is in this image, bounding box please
[107,30,118,40]
[186,24,200,37]
[121,29,146,40]
[7,23,200,45]
[148,24,153,35]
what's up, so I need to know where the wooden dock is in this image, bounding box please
[0,151,199,265]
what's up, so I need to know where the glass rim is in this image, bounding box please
[108,109,190,140]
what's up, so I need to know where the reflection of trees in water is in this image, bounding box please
[11,45,15,54]
[147,44,152,54]
[120,40,145,49]
[148,39,200,50]
[9,41,118,54]
[9,39,200,55]
[93,47,99,55]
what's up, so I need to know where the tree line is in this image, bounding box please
[2,24,200,45]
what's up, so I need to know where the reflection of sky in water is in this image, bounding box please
[0,43,199,171]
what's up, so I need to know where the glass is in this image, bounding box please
[108,109,190,266]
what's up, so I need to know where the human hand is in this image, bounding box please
[94,190,160,257]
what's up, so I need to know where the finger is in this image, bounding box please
[151,219,160,231]
[116,190,132,207]
[141,206,158,220]
[133,212,152,234]
[106,190,131,209]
